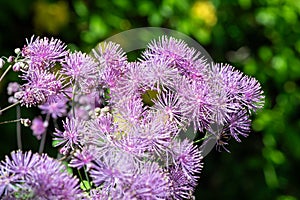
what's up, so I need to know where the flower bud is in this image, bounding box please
[94,107,101,116]
[8,96,18,104]
[7,82,20,95]
[7,56,15,63]
[14,48,21,54]
[21,118,31,127]
[0,58,5,69]
[12,63,21,71]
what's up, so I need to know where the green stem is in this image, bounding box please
[83,166,91,187]
[77,169,88,190]
[194,133,213,144]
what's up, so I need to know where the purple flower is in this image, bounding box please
[239,75,265,111]
[227,109,251,142]
[87,114,115,136]
[113,94,145,126]
[69,147,95,170]
[92,41,127,88]
[53,117,83,154]
[151,90,190,127]
[22,36,67,70]
[39,95,68,119]
[0,151,82,199]
[61,51,98,93]
[62,51,96,80]
[211,63,264,112]
[123,163,170,199]
[172,139,203,185]
[0,151,39,179]
[112,62,146,97]
[143,36,207,81]
[17,70,63,107]
[142,56,179,91]
[89,149,137,190]
[15,86,46,107]
[7,82,20,95]
[168,165,196,199]
[175,77,216,132]
[30,116,46,140]
[114,135,149,156]
[139,113,178,155]
[89,159,123,188]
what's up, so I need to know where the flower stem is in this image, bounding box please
[194,133,213,144]
[77,169,88,190]
[0,118,22,125]
[0,101,20,114]
[0,64,12,82]
[16,105,22,150]
[53,118,59,129]
[83,166,91,187]
[72,84,77,119]
[38,114,50,154]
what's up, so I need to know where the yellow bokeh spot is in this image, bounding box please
[191,1,217,27]
[34,1,70,34]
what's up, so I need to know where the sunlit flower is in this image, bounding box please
[191,1,217,27]
[142,56,179,91]
[151,90,189,127]
[61,51,97,89]
[143,36,207,81]
[22,36,67,70]
[92,41,127,88]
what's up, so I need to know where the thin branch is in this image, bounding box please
[0,64,12,82]
[16,105,22,149]
[0,101,20,114]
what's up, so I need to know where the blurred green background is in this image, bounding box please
[0,0,300,199]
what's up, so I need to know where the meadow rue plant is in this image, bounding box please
[0,31,264,199]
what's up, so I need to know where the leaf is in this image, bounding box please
[80,180,92,191]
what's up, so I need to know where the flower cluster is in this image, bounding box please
[0,151,82,199]
[0,35,264,199]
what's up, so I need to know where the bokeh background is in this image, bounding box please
[0,0,300,199]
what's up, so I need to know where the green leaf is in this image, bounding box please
[80,180,92,191]
[52,140,61,147]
